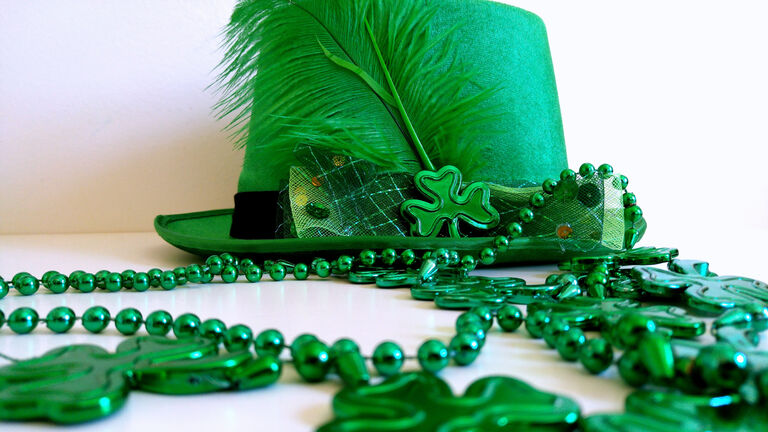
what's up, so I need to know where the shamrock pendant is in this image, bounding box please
[0,336,280,423]
[401,165,499,237]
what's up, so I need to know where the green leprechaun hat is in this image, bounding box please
[154,0,646,264]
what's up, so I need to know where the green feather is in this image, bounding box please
[215,0,499,177]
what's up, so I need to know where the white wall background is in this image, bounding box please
[2,0,767,236]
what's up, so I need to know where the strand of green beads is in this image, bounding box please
[0,304,526,388]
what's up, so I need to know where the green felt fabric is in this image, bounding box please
[236,0,567,193]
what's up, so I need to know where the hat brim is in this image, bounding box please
[155,209,627,265]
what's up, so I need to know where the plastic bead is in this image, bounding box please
[617,174,629,189]
[332,340,369,387]
[46,307,76,334]
[381,248,397,266]
[543,318,570,349]
[518,207,535,223]
[598,163,614,178]
[244,264,262,282]
[579,163,596,177]
[622,192,637,208]
[401,249,416,266]
[525,310,550,339]
[68,270,84,289]
[115,308,143,335]
[417,339,449,373]
[224,324,253,352]
[199,318,227,341]
[291,334,319,355]
[0,310,4,329]
[530,192,546,208]
[144,310,173,336]
[293,340,332,383]
[694,343,750,391]
[16,275,39,296]
[542,178,558,194]
[456,320,486,348]
[479,248,496,266]
[105,272,122,292]
[238,259,254,273]
[133,272,150,292]
[172,267,187,286]
[82,306,111,333]
[456,312,483,332]
[579,338,614,374]
[450,333,481,366]
[293,263,309,280]
[47,274,69,294]
[614,313,656,349]
[185,264,202,283]
[219,253,237,267]
[94,270,110,289]
[625,206,643,223]
[160,270,176,291]
[618,349,648,387]
[120,270,136,289]
[205,256,224,275]
[200,268,214,283]
[336,255,354,273]
[496,305,523,332]
[315,260,331,278]
[269,263,286,281]
[360,250,376,266]
[41,270,58,285]
[560,169,576,182]
[493,235,510,252]
[506,222,523,239]
[555,327,586,362]
[147,268,163,287]
[255,329,285,357]
[8,307,39,334]
[372,341,404,377]
[77,273,96,293]
[0,280,8,299]
[221,264,239,283]
[173,313,201,338]
[468,306,493,331]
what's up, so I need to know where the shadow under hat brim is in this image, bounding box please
[155,209,627,265]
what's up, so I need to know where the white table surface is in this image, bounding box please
[1,229,767,431]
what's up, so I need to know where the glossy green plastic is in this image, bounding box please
[0,336,281,424]
[400,166,500,238]
[318,372,580,431]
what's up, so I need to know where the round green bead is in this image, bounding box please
[469,306,493,331]
[293,340,332,382]
[221,264,239,283]
[542,178,558,194]
[205,255,224,275]
[120,270,136,289]
[244,264,263,282]
[224,324,253,352]
[401,249,416,266]
[530,192,546,208]
[41,270,58,285]
[336,255,354,273]
[147,268,163,287]
[105,272,122,292]
[518,207,535,223]
[381,248,397,265]
[145,310,174,336]
[200,269,214,283]
[372,341,404,376]
[496,305,523,332]
[173,313,201,338]
[238,259,254,273]
[291,333,318,355]
[479,248,496,266]
[77,273,96,293]
[293,263,309,280]
[417,339,449,373]
[255,329,285,357]
[315,260,331,278]
[614,313,656,349]
[160,270,176,290]
[330,338,360,361]
[493,235,510,252]
[617,174,629,189]
[219,253,237,266]
[16,275,39,296]
[0,309,5,329]
[618,349,648,387]
[694,343,750,391]
[625,206,643,223]
[457,322,486,348]
[186,264,203,283]
[269,263,286,281]
[450,333,481,366]
[115,308,143,335]
[47,274,69,294]
[46,307,76,334]
[622,193,637,208]
[579,338,614,374]
[598,163,614,177]
[506,222,523,238]
[173,267,187,285]
[360,249,376,266]
[12,272,32,287]
[525,310,550,339]
[94,270,109,289]
[556,327,586,362]
[82,306,111,333]
[68,270,84,289]
[133,272,150,292]
[579,163,596,177]
[460,255,477,272]
[456,312,483,332]
[8,307,39,334]
[543,318,570,349]
[560,168,576,182]
[0,280,9,299]
[200,318,227,341]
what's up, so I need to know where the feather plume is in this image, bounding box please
[215,0,500,177]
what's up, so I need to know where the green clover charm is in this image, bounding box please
[401,165,499,237]
[317,372,580,431]
[0,336,280,423]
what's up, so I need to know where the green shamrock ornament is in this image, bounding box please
[559,246,680,274]
[583,389,768,432]
[317,372,580,432]
[0,336,281,424]
[401,165,499,237]
[633,259,768,314]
